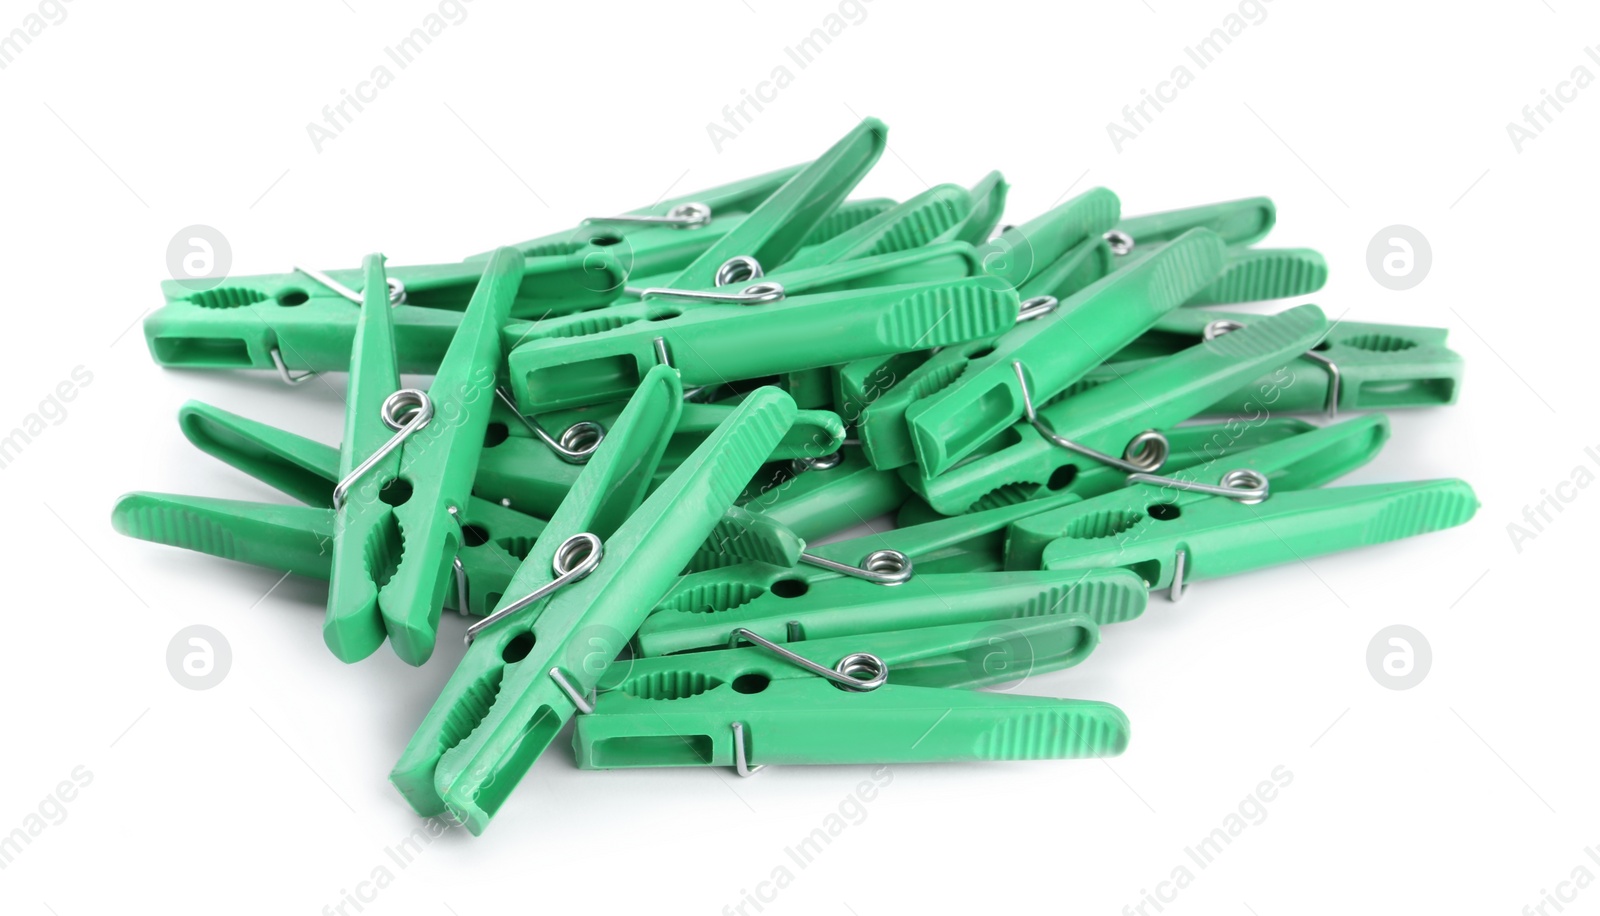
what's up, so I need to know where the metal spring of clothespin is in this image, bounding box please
[726,626,888,777]
[1012,361,1168,474]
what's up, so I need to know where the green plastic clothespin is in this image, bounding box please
[1006,414,1392,569]
[893,417,1319,521]
[396,381,798,834]
[143,251,621,377]
[636,565,1146,657]
[576,617,1126,771]
[392,363,686,821]
[1099,310,1464,417]
[653,487,1090,642]
[1040,478,1478,599]
[904,228,1228,477]
[325,250,519,664]
[508,275,1018,413]
[904,303,1330,516]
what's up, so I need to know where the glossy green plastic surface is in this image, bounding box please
[954,171,1009,245]
[798,197,898,246]
[1115,196,1276,248]
[1006,415,1392,569]
[982,187,1121,291]
[779,183,972,272]
[1041,479,1479,587]
[403,385,797,833]
[905,303,1329,515]
[576,617,1127,770]
[741,448,910,542]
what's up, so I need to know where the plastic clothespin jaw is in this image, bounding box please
[1004,414,1392,570]
[325,249,522,665]
[903,303,1331,516]
[1040,478,1478,601]
[575,617,1128,772]
[395,384,799,834]
[637,565,1147,658]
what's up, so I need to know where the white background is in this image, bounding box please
[1,1,1595,913]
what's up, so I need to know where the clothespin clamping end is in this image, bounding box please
[324,248,522,665]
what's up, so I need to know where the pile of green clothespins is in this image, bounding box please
[115,117,1477,834]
